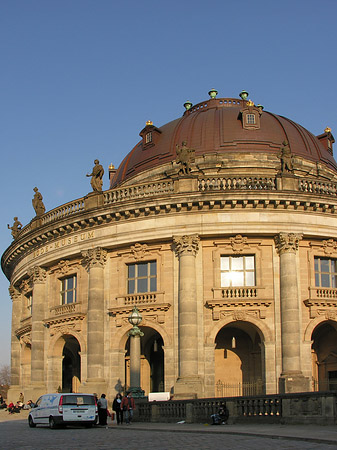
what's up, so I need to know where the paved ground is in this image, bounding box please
[0,410,336,449]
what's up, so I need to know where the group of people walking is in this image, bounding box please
[96,391,135,426]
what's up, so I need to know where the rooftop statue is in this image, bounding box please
[7,217,22,239]
[86,159,104,192]
[278,140,294,173]
[32,187,46,217]
[175,141,195,175]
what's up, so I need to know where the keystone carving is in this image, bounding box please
[275,232,302,255]
[230,235,248,253]
[322,239,337,255]
[131,243,148,260]
[173,234,200,257]
[82,247,107,269]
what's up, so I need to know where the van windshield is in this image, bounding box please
[62,395,95,406]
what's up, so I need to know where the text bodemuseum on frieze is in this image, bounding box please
[2,89,337,403]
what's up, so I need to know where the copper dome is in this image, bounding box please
[111,97,336,188]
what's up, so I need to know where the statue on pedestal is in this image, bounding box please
[7,217,22,239]
[86,159,104,192]
[32,187,45,217]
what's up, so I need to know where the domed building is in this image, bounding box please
[2,89,337,402]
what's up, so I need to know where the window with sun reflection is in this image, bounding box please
[220,255,255,287]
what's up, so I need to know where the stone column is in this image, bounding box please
[8,286,21,400]
[29,267,47,396]
[82,247,107,392]
[173,234,202,398]
[275,232,309,393]
[129,326,144,396]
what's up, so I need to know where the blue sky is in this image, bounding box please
[1,0,337,366]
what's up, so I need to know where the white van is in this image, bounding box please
[28,393,98,428]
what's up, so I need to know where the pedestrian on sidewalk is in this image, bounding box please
[121,392,135,425]
[113,393,123,425]
[97,393,108,426]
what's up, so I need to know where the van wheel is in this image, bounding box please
[49,417,57,429]
[28,416,36,428]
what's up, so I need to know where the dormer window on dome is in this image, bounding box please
[317,127,335,156]
[139,120,162,149]
[239,100,262,130]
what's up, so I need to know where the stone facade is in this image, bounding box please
[2,94,337,402]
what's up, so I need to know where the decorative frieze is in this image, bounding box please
[28,266,46,284]
[274,232,302,255]
[173,234,200,257]
[9,285,20,301]
[322,239,337,255]
[82,247,107,269]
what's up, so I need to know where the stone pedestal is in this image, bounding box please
[84,191,104,210]
[173,376,203,399]
[276,174,298,191]
[279,372,310,393]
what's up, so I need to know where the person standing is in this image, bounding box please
[121,391,135,425]
[112,393,123,425]
[97,393,108,426]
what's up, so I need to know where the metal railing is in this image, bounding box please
[216,379,264,397]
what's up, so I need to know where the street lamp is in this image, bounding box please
[128,307,145,398]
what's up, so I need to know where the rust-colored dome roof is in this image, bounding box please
[111,97,336,187]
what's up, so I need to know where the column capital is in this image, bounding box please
[28,266,46,284]
[82,247,107,269]
[275,232,303,255]
[173,234,200,257]
[8,285,21,301]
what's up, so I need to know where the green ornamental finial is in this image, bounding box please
[208,88,218,99]
[184,100,193,110]
[239,90,249,100]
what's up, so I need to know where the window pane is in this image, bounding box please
[138,263,148,277]
[137,278,147,293]
[150,277,157,292]
[128,280,135,294]
[321,274,330,287]
[232,272,244,286]
[61,292,66,304]
[246,272,255,286]
[332,275,336,288]
[221,257,229,270]
[315,273,320,286]
[321,259,330,272]
[314,258,319,272]
[221,273,231,287]
[231,257,243,270]
[245,256,255,270]
[128,265,135,278]
[150,261,157,276]
[67,277,73,290]
[67,291,73,304]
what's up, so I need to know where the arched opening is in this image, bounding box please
[62,335,81,393]
[311,321,337,391]
[214,321,264,397]
[125,326,164,395]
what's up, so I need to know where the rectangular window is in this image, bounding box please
[246,113,256,125]
[146,132,152,144]
[60,275,77,304]
[26,293,32,315]
[314,257,337,288]
[220,255,255,287]
[127,261,157,294]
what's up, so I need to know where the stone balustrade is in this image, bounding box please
[134,391,337,425]
[299,179,337,196]
[104,181,174,204]
[199,177,276,191]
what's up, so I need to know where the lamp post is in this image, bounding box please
[128,307,145,398]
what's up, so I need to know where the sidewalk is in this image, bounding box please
[110,421,337,445]
[1,410,336,445]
